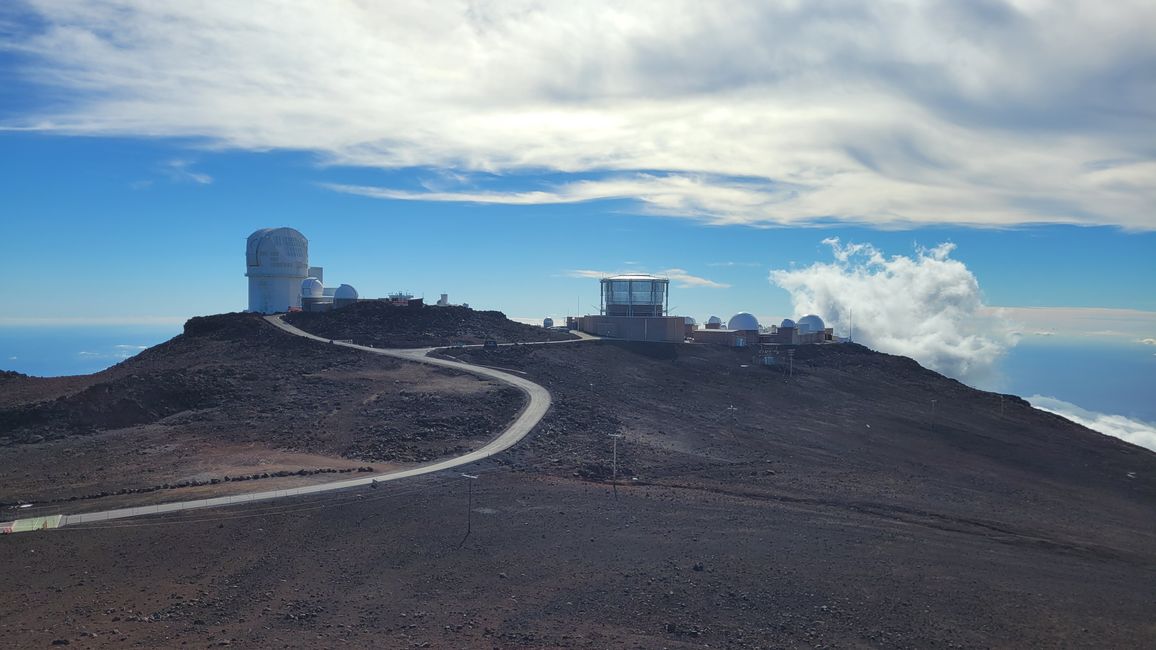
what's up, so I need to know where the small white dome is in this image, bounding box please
[780,318,796,329]
[543,317,554,328]
[707,315,723,325]
[301,277,324,298]
[334,284,359,300]
[728,312,760,331]
[684,316,696,326]
[797,314,826,334]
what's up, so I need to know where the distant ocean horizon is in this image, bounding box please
[2,324,1153,440]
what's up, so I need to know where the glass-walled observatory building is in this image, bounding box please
[600,274,669,317]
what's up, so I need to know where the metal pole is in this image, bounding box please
[609,433,623,500]
[726,405,738,438]
[458,473,478,548]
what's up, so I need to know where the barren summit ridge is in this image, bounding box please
[2,311,1155,647]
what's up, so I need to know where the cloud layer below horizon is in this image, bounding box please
[1030,395,1156,452]
[4,0,1155,229]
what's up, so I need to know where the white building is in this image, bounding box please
[246,227,309,314]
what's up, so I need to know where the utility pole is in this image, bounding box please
[787,349,795,381]
[608,433,623,500]
[458,473,478,548]
[726,404,739,438]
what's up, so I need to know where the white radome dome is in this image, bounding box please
[797,314,826,334]
[780,318,796,329]
[707,315,723,325]
[301,277,324,298]
[334,284,359,300]
[543,317,554,328]
[728,312,760,331]
[684,316,696,326]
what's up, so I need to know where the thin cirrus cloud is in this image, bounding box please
[163,159,212,185]
[4,1,1156,229]
[566,268,729,289]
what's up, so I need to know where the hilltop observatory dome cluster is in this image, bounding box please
[244,230,840,359]
[245,227,462,314]
[564,273,839,356]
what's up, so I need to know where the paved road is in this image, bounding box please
[47,316,565,529]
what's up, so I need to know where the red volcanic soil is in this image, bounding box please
[2,333,1154,648]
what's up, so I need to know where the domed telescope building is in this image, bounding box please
[246,227,309,314]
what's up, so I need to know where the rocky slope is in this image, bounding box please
[3,326,1154,648]
[0,313,522,506]
[284,302,577,348]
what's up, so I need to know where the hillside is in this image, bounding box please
[3,330,1155,648]
[0,313,522,508]
[284,302,577,348]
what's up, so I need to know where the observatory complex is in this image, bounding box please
[245,227,362,314]
[245,227,457,314]
[571,272,835,349]
[577,274,687,342]
[246,228,311,314]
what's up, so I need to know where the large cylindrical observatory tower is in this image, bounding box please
[599,274,669,317]
[246,227,309,313]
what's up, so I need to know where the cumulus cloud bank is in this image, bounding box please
[1029,395,1156,452]
[770,239,1013,384]
[4,0,1156,229]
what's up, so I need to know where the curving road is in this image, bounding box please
[41,316,564,529]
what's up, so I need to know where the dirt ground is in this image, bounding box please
[3,338,1155,648]
[0,314,522,511]
[284,302,578,349]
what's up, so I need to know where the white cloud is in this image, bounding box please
[78,345,148,360]
[661,268,730,289]
[0,316,186,326]
[707,261,761,268]
[163,159,212,184]
[992,307,1156,341]
[770,238,1014,385]
[1029,395,1156,452]
[565,268,728,288]
[1139,338,1156,346]
[565,269,608,280]
[5,1,1155,229]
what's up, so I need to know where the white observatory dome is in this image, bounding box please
[780,318,796,329]
[707,316,722,326]
[797,314,826,334]
[684,316,697,326]
[301,277,324,299]
[334,284,359,300]
[728,312,760,331]
[245,227,309,314]
[543,317,554,328]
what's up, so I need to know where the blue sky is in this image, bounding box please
[1,2,1154,444]
[2,130,1152,322]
